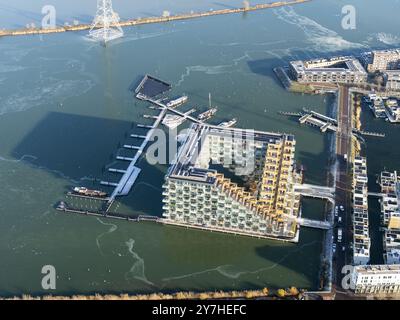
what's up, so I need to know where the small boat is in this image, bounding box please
[198,107,217,121]
[218,118,237,128]
[57,201,67,210]
[166,96,188,108]
[73,187,107,198]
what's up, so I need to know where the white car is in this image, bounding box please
[340,206,345,212]
[337,228,343,243]
[338,217,342,223]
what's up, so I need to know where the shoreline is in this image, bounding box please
[0,287,304,300]
[0,0,312,39]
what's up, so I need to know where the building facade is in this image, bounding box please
[289,56,367,84]
[352,265,400,295]
[368,49,400,72]
[162,124,302,241]
[385,71,400,91]
[352,157,371,265]
[379,171,400,264]
[384,99,400,123]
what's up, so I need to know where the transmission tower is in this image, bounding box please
[89,0,124,43]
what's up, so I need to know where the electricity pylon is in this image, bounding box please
[89,0,124,43]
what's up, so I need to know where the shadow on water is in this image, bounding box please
[12,112,132,182]
[10,111,171,216]
[254,230,323,290]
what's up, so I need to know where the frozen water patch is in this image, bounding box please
[0,64,27,73]
[375,32,400,45]
[161,240,319,284]
[96,218,118,256]
[125,238,155,287]
[83,29,177,51]
[176,65,233,87]
[0,154,37,163]
[176,53,251,87]
[0,77,94,116]
[273,7,365,52]
[3,47,35,63]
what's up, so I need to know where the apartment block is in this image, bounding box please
[385,71,400,91]
[162,124,302,241]
[289,56,367,84]
[352,264,400,295]
[352,157,371,265]
[379,171,400,264]
[368,49,400,72]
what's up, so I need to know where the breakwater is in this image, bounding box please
[0,0,311,38]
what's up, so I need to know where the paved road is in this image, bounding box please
[333,86,354,292]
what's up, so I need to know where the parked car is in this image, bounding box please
[340,205,345,212]
[338,217,342,224]
[337,228,343,243]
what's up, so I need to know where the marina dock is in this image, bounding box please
[281,109,385,138]
[107,107,168,203]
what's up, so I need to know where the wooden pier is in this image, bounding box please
[57,204,161,224]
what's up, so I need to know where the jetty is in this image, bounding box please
[281,109,385,138]
[0,0,312,39]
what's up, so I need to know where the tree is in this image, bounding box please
[289,287,299,296]
[276,289,286,298]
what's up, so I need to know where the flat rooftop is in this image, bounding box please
[167,124,293,184]
[290,56,367,74]
[355,264,400,274]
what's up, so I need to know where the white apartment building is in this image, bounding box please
[352,264,400,294]
[368,49,400,72]
[379,171,400,264]
[352,157,371,265]
[385,71,400,91]
[162,124,302,241]
[289,56,367,84]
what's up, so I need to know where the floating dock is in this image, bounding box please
[135,74,171,97]
[108,107,169,203]
[281,109,385,137]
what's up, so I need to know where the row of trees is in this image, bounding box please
[9,287,302,300]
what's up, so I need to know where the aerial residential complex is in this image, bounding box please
[379,171,400,265]
[352,157,371,265]
[385,71,400,91]
[289,56,368,84]
[162,124,302,241]
[367,49,400,72]
[351,265,400,294]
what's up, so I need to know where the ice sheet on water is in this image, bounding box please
[273,7,365,52]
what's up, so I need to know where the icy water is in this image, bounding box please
[0,0,399,296]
